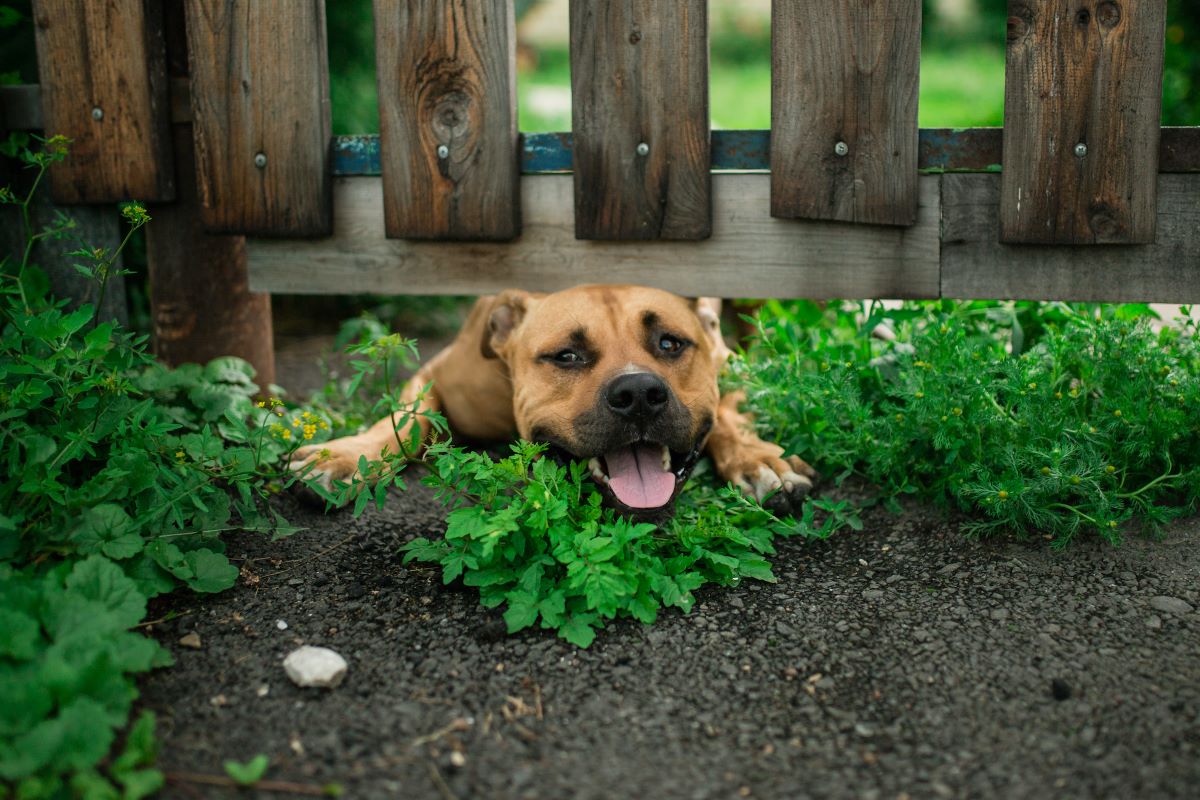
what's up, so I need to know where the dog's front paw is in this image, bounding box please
[289,436,375,491]
[722,444,816,518]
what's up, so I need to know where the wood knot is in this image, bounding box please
[1007,7,1033,42]
[430,91,473,141]
[1096,2,1121,28]
[629,28,641,45]
[1088,202,1125,240]
[1075,8,1090,27]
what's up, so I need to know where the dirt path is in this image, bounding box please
[138,480,1199,799]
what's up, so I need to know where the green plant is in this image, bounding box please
[402,441,827,648]
[734,299,1200,547]
[0,134,327,797]
[223,754,269,786]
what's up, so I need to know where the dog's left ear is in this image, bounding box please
[691,297,733,368]
[481,290,535,360]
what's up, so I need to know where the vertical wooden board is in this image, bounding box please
[1000,0,1166,244]
[31,0,173,203]
[771,0,921,226]
[184,0,331,236]
[373,0,519,241]
[569,0,710,241]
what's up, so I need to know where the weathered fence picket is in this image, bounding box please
[1001,0,1167,244]
[771,0,921,226]
[569,0,711,240]
[4,0,1200,386]
[373,0,520,241]
[184,0,332,236]
[31,0,174,203]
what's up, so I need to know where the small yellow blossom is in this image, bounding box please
[998,490,1009,500]
[1105,465,1116,474]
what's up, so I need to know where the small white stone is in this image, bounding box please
[283,645,347,688]
[276,619,288,630]
[178,632,202,649]
[256,684,270,697]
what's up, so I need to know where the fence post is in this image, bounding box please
[1000,0,1167,244]
[183,0,331,237]
[145,0,274,388]
[771,0,922,226]
[30,0,174,204]
[569,0,711,240]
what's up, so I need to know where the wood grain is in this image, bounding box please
[184,0,331,236]
[247,174,940,298]
[147,124,274,385]
[1001,0,1166,244]
[771,0,921,226]
[31,0,173,203]
[944,174,1200,301]
[569,0,710,240]
[373,0,519,241]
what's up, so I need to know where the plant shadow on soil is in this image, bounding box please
[137,476,1200,800]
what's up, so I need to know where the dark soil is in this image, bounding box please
[138,480,1200,800]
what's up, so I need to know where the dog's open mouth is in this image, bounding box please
[545,435,705,516]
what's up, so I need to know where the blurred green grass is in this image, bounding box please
[336,44,1008,135]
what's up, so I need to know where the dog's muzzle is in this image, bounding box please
[538,371,711,518]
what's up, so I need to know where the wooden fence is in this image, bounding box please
[3,1,1200,377]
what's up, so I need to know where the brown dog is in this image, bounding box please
[291,285,814,517]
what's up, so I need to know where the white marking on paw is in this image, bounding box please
[752,465,783,501]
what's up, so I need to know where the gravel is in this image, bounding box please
[138,480,1200,799]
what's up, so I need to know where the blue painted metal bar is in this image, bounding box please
[331,127,1199,177]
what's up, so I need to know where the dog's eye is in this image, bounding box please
[554,349,583,364]
[658,335,686,355]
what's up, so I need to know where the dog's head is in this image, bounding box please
[482,285,727,518]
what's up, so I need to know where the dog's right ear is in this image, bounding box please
[481,290,533,360]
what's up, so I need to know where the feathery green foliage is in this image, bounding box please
[734,300,1200,546]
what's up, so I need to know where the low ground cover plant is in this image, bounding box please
[0,136,324,798]
[734,299,1200,547]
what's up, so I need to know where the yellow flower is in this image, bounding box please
[1108,520,1118,529]
[998,490,1009,500]
[175,450,185,460]
[280,429,291,440]
[292,417,302,427]
[1028,382,1037,390]
[256,401,266,408]
[1113,409,1122,418]
[914,391,924,399]
[1040,467,1051,476]
[1055,392,1063,400]
[951,407,962,416]
[1070,475,1082,485]
[1105,465,1116,474]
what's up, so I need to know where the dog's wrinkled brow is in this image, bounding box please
[568,327,590,348]
[642,311,658,328]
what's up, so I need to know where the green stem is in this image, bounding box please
[1048,502,1098,526]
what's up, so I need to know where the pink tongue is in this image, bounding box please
[605,445,675,509]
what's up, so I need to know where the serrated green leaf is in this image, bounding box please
[558,616,597,648]
[181,550,238,593]
[502,591,539,632]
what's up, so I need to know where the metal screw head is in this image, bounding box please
[1074,142,1088,158]
[254,152,267,169]
[834,141,849,157]
[91,107,103,121]
[636,142,650,157]
[437,145,450,159]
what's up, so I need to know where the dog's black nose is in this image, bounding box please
[605,372,670,420]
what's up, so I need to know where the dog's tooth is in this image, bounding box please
[588,458,608,484]
[661,445,671,471]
